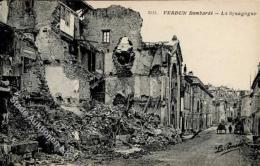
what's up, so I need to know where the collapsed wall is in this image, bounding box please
[112,37,135,77]
[105,37,173,125]
[7,0,93,106]
[82,5,173,122]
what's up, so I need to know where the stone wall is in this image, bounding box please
[21,64,41,93]
[82,5,143,53]
[7,0,35,29]
[45,66,79,99]
[7,0,92,103]
[35,25,68,61]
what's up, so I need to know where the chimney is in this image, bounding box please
[172,35,178,41]
[188,71,193,76]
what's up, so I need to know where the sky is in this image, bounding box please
[88,1,260,90]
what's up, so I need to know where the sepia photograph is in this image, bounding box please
[0,0,260,165]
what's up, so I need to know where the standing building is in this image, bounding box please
[208,85,241,124]
[241,94,252,134]
[251,62,260,136]
[181,72,193,133]
[186,72,214,131]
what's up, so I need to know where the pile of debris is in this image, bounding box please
[2,91,182,164]
[79,102,182,156]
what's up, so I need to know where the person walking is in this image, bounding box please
[228,124,232,134]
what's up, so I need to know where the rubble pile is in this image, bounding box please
[2,61,181,161]
[4,94,182,162]
[81,103,182,154]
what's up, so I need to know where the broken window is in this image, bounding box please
[102,30,110,43]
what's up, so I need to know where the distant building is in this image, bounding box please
[208,85,241,124]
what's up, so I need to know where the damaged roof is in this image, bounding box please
[143,38,183,63]
[187,75,213,98]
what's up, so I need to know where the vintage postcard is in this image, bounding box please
[0,0,260,165]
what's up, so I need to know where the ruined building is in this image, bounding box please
[5,1,185,128]
[0,22,39,93]
[82,5,143,103]
[82,5,183,128]
[7,0,103,112]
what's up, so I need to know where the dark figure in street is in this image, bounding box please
[228,125,232,134]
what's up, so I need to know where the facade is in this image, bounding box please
[241,94,252,134]
[251,62,260,136]
[180,74,193,132]
[184,72,214,131]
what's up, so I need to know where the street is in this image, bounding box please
[89,127,259,166]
